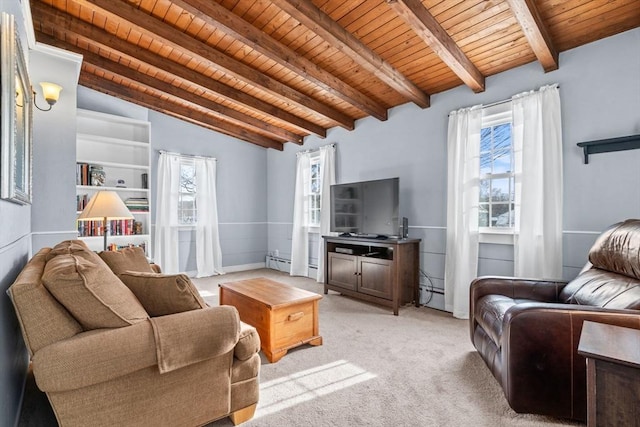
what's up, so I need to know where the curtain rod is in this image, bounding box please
[158,150,217,161]
[448,84,560,116]
[297,142,336,155]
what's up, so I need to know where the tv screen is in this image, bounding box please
[330,177,399,237]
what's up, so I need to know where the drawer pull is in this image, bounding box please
[287,312,304,321]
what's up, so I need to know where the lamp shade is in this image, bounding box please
[78,191,134,221]
[39,82,63,106]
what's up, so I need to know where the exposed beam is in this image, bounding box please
[170,0,388,121]
[36,32,301,144]
[31,2,326,138]
[386,0,485,93]
[79,0,354,130]
[504,0,559,72]
[80,74,284,150]
[271,0,430,108]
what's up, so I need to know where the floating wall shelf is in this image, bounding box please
[577,134,640,164]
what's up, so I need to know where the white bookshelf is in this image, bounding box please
[76,109,152,255]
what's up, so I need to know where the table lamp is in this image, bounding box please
[77,190,134,251]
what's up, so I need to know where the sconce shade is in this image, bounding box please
[39,82,62,106]
[78,191,133,221]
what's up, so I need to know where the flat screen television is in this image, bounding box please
[330,177,399,238]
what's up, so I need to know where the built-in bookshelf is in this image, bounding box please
[76,109,151,255]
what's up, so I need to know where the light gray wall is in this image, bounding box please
[267,28,640,310]
[77,87,269,273]
[1,2,35,426]
[30,47,82,252]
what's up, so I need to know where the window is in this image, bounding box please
[178,159,197,224]
[479,104,514,230]
[308,154,321,227]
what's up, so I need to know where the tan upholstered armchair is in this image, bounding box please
[8,240,260,426]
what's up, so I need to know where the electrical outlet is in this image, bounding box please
[274,249,279,257]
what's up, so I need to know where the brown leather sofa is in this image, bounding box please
[470,219,640,421]
[8,240,261,426]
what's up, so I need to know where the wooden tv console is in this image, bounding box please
[323,235,421,315]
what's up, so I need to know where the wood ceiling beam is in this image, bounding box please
[270,0,431,108]
[170,0,388,121]
[31,2,326,138]
[36,32,301,144]
[80,74,284,150]
[504,0,559,72]
[386,0,485,93]
[78,0,354,130]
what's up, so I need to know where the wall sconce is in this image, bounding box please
[34,82,62,111]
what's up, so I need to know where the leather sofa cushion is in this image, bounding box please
[588,219,640,278]
[99,246,155,276]
[475,295,539,346]
[119,272,208,316]
[43,251,148,330]
[558,268,640,309]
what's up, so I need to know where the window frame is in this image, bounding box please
[307,153,321,230]
[479,103,515,245]
[177,157,197,226]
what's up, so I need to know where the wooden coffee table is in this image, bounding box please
[219,277,322,363]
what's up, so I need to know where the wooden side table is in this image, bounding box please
[577,321,640,427]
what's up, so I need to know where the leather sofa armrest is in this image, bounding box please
[500,303,640,419]
[470,276,567,302]
[469,276,567,340]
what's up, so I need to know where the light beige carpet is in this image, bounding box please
[196,269,583,427]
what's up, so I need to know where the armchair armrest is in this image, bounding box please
[469,276,568,340]
[33,306,241,392]
[500,303,640,419]
[32,320,157,392]
[151,305,240,373]
[470,276,567,302]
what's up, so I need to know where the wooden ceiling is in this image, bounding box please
[31,0,640,150]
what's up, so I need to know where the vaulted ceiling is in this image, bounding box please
[31,0,640,150]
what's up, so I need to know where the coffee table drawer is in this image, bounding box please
[274,302,315,348]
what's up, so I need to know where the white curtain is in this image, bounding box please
[316,144,336,283]
[194,157,224,277]
[290,152,311,277]
[444,106,482,319]
[512,84,563,278]
[154,152,180,274]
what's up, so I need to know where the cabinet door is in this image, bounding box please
[358,257,393,300]
[327,253,358,290]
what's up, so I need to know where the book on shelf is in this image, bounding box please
[77,194,89,212]
[124,197,149,212]
[77,219,143,237]
[105,242,147,253]
[76,163,106,186]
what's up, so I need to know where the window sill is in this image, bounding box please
[479,229,514,245]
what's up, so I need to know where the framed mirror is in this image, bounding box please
[1,12,33,205]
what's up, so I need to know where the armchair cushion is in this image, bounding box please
[119,272,207,316]
[150,306,240,373]
[559,268,640,309]
[99,246,155,275]
[42,253,148,330]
